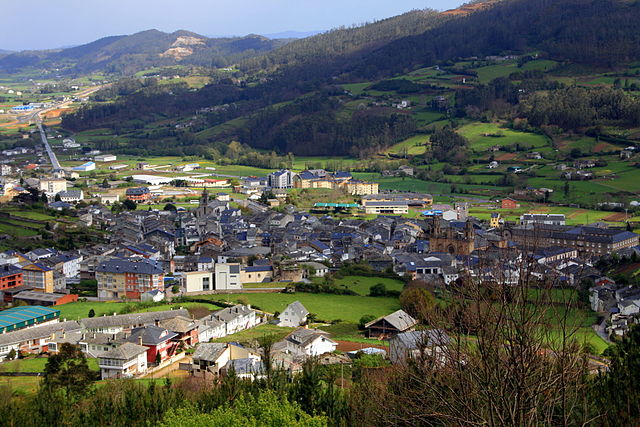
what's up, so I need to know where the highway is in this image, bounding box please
[37,120,62,171]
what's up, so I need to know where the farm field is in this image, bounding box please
[385,135,429,156]
[212,324,294,344]
[457,122,550,153]
[469,203,627,226]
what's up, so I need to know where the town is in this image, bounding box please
[0,128,637,385]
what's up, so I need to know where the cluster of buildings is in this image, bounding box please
[268,169,379,196]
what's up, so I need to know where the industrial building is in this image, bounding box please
[0,306,60,334]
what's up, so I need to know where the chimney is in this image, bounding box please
[154,319,159,326]
[138,336,143,346]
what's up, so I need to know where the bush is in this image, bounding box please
[358,315,376,330]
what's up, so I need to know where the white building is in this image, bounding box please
[99,342,148,379]
[215,263,242,290]
[94,154,117,162]
[267,170,294,189]
[131,175,173,185]
[39,178,67,195]
[100,194,120,204]
[57,190,84,202]
[72,162,96,172]
[183,271,214,294]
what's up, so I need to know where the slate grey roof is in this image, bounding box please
[80,309,189,329]
[99,342,148,360]
[192,343,228,362]
[0,321,81,346]
[95,258,163,275]
[364,309,417,331]
[279,301,309,321]
[127,325,177,346]
[212,305,254,322]
[391,329,450,350]
[286,327,335,348]
[158,316,197,334]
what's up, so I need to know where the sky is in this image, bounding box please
[0,0,465,51]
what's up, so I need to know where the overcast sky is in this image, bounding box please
[1,0,465,51]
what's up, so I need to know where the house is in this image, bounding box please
[57,190,84,202]
[210,305,259,335]
[158,315,199,347]
[277,301,309,327]
[389,329,450,365]
[273,327,337,357]
[140,289,165,302]
[191,342,260,375]
[364,309,418,338]
[221,357,265,380]
[80,309,189,334]
[127,325,178,364]
[98,342,148,379]
[507,166,523,173]
[216,192,230,202]
[96,258,164,300]
[300,261,329,277]
[501,198,519,209]
[0,320,81,360]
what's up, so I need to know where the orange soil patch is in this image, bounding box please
[42,108,66,119]
[604,212,627,222]
[593,142,612,153]
[336,340,387,352]
[495,153,517,161]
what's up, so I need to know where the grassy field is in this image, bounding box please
[212,324,294,344]
[332,276,405,296]
[194,292,401,323]
[457,122,550,153]
[55,301,221,321]
[469,203,624,226]
[0,357,99,373]
[385,135,429,156]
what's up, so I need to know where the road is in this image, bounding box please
[37,120,62,171]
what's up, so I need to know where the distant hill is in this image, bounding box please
[0,30,290,75]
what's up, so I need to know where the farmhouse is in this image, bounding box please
[389,329,450,365]
[277,301,309,327]
[364,309,418,338]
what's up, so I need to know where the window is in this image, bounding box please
[202,276,210,291]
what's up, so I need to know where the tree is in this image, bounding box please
[164,203,177,212]
[88,308,95,318]
[594,325,640,424]
[43,343,95,397]
[122,199,137,211]
[171,284,180,294]
[358,314,376,330]
[161,391,328,426]
[369,283,387,297]
[54,193,61,202]
[6,349,16,361]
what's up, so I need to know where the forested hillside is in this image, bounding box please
[60,0,640,158]
[0,30,289,75]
